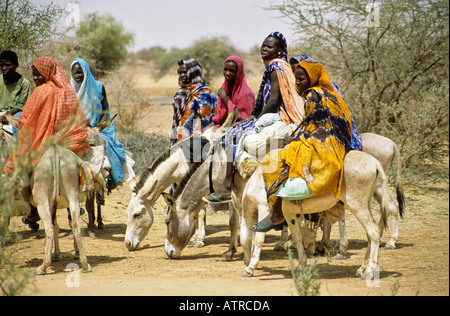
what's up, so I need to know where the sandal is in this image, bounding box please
[202,193,232,204]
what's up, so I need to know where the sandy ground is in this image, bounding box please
[4,102,449,297]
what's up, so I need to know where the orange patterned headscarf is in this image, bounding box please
[3,56,91,174]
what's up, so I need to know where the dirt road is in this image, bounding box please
[6,104,449,296]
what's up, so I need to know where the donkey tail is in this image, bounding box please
[51,147,60,222]
[393,142,405,219]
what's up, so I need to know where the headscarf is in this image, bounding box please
[3,56,91,173]
[263,58,352,202]
[171,58,217,146]
[290,54,362,150]
[70,58,104,126]
[212,55,255,125]
[70,58,126,190]
[252,32,304,126]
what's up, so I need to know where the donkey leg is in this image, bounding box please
[192,206,206,248]
[69,200,91,273]
[337,219,349,259]
[240,208,265,277]
[221,206,239,262]
[348,207,381,279]
[374,189,399,250]
[284,213,307,268]
[85,193,97,238]
[52,216,61,262]
[96,188,105,230]
[274,225,290,252]
[316,219,331,255]
[241,202,266,277]
[36,204,53,275]
[240,214,252,267]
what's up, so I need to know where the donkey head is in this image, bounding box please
[162,192,196,259]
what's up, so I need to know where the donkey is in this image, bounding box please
[161,130,403,263]
[247,132,405,257]
[240,150,389,279]
[1,127,109,274]
[124,136,212,250]
[124,109,238,251]
[239,133,404,277]
[162,142,246,261]
[317,132,405,258]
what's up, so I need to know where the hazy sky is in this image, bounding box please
[34,0,297,52]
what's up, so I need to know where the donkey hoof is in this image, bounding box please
[384,243,396,250]
[193,241,205,248]
[273,243,285,252]
[335,253,346,260]
[82,264,92,273]
[51,255,61,262]
[242,269,254,277]
[35,266,46,275]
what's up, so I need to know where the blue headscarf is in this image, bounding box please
[71,58,126,190]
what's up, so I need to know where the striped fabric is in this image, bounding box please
[170,58,216,146]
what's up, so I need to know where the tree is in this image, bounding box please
[0,0,62,53]
[153,35,242,84]
[75,13,134,77]
[134,45,167,61]
[271,0,449,182]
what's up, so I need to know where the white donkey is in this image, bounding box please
[241,150,389,279]
[124,137,206,251]
[124,110,238,251]
[162,142,246,261]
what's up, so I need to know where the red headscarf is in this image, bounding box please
[212,55,255,125]
[3,56,91,174]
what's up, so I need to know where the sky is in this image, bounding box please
[33,0,297,52]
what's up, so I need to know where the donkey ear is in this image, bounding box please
[145,180,159,200]
[161,192,175,208]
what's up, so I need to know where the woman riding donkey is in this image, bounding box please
[3,56,92,230]
[252,57,353,232]
[171,58,217,146]
[204,31,305,204]
[71,58,133,193]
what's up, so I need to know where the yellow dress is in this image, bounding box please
[262,58,352,205]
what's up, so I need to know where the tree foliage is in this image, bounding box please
[0,0,62,53]
[152,35,243,84]
[75,13,134,77]
[271,0,449,182]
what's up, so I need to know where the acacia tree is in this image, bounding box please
[75,13,134,77]
[0,0,62,53]
[271,0,449,182]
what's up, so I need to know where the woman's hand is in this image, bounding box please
[283,135,293,146]
[218,88,228,103]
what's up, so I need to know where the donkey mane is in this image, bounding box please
[173,160,204,199]
[133,148,170,194]
[133,135,210,195]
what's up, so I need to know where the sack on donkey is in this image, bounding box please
[274,177,313,200]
